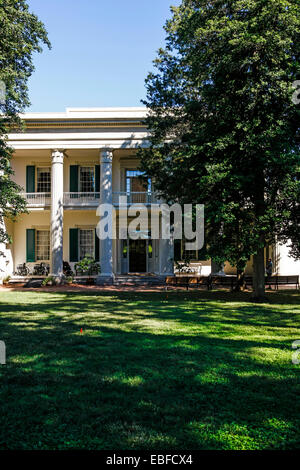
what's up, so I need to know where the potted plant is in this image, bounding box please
[66,276,73,285]
[74,256,100,284]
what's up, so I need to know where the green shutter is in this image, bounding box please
[95,165,100,194]
[70,165,79,192]
[69,228,79,262]
[95,228,99,262]
[26,229,35,262]
[26,166,35,193]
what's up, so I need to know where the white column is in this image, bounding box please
[51,150,64,278]
[96,149,114,284]
[159,238,174,276]
[0,212,7,281]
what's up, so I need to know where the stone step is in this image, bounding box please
[113,275,166,286]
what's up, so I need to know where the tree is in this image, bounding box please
[0,0,50,253]
[139,0,300,301]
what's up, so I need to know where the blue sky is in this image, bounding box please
[27,0,180,112]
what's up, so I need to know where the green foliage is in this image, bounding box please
[0,0,50,247]
[0,290,300,449]
[75,255,101,276]
[139,0,300,294]
[41,276,55,287]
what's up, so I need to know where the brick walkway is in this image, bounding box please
[0,284,296,293]
[0,284,172,293]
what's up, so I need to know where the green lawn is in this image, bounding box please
[0,290,300,450]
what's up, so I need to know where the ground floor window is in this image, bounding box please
[36,230,50,261]
[79,229,94,259]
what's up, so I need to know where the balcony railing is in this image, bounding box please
[21,192,160,208]
[63,192,100,206]
[21,193,51,207]
[112,192,159,205]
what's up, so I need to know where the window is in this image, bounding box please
[36,230,50,261]
[126,170,151,192]
[79,229,94,259]
[37,167,51,193]
[80,167,95,193]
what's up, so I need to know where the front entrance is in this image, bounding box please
[129,239,147,273]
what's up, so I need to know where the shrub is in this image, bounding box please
[42,276,55,286]
[74,256,100,276]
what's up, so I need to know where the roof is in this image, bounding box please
[8,107,150,150]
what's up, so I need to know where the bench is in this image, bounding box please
[166,275,237,291]
[166,276,210,290]
[244,275,299,290]
[209,275,238,291]
[274,275,299,290]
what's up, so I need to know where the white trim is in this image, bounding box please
[9,132,149,140]
[9,140,150,150]
[19,107,148,120]
[8,107,151,150]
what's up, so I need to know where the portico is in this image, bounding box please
[3,108,175,281]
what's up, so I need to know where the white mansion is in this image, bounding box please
[0,107,299,283]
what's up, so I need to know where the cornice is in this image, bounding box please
[24,120,146,130]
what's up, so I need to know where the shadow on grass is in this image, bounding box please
[0,290,299,450]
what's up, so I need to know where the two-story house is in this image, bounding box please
[0,107,299,283]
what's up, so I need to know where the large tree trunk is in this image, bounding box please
[252,246,267,302]
[252,166,268,302]
[234,268,244,292]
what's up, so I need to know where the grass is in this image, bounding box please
[0,289,300,450]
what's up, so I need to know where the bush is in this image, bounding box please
[74,256,100,276]
[3,275,11,284]
[42,276,55,286]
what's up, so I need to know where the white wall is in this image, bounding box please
[276,242,300,276]
[13,211,50,272]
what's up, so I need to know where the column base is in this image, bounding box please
[96,274,115,286]
[50,274,65,285]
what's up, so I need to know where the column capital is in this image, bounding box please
[100,148,113,164]
[51,149,65,164]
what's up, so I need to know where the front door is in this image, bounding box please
[129,239,147,273]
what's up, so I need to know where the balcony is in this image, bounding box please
[21,191,160,208]
[112,192,160,205]
[63,192,100,207]
[21,193,51,207]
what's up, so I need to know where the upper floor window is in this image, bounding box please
[26,165,51,194]
[126,170,151,192]
[37,167,51,193]
[80,167,95,193]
